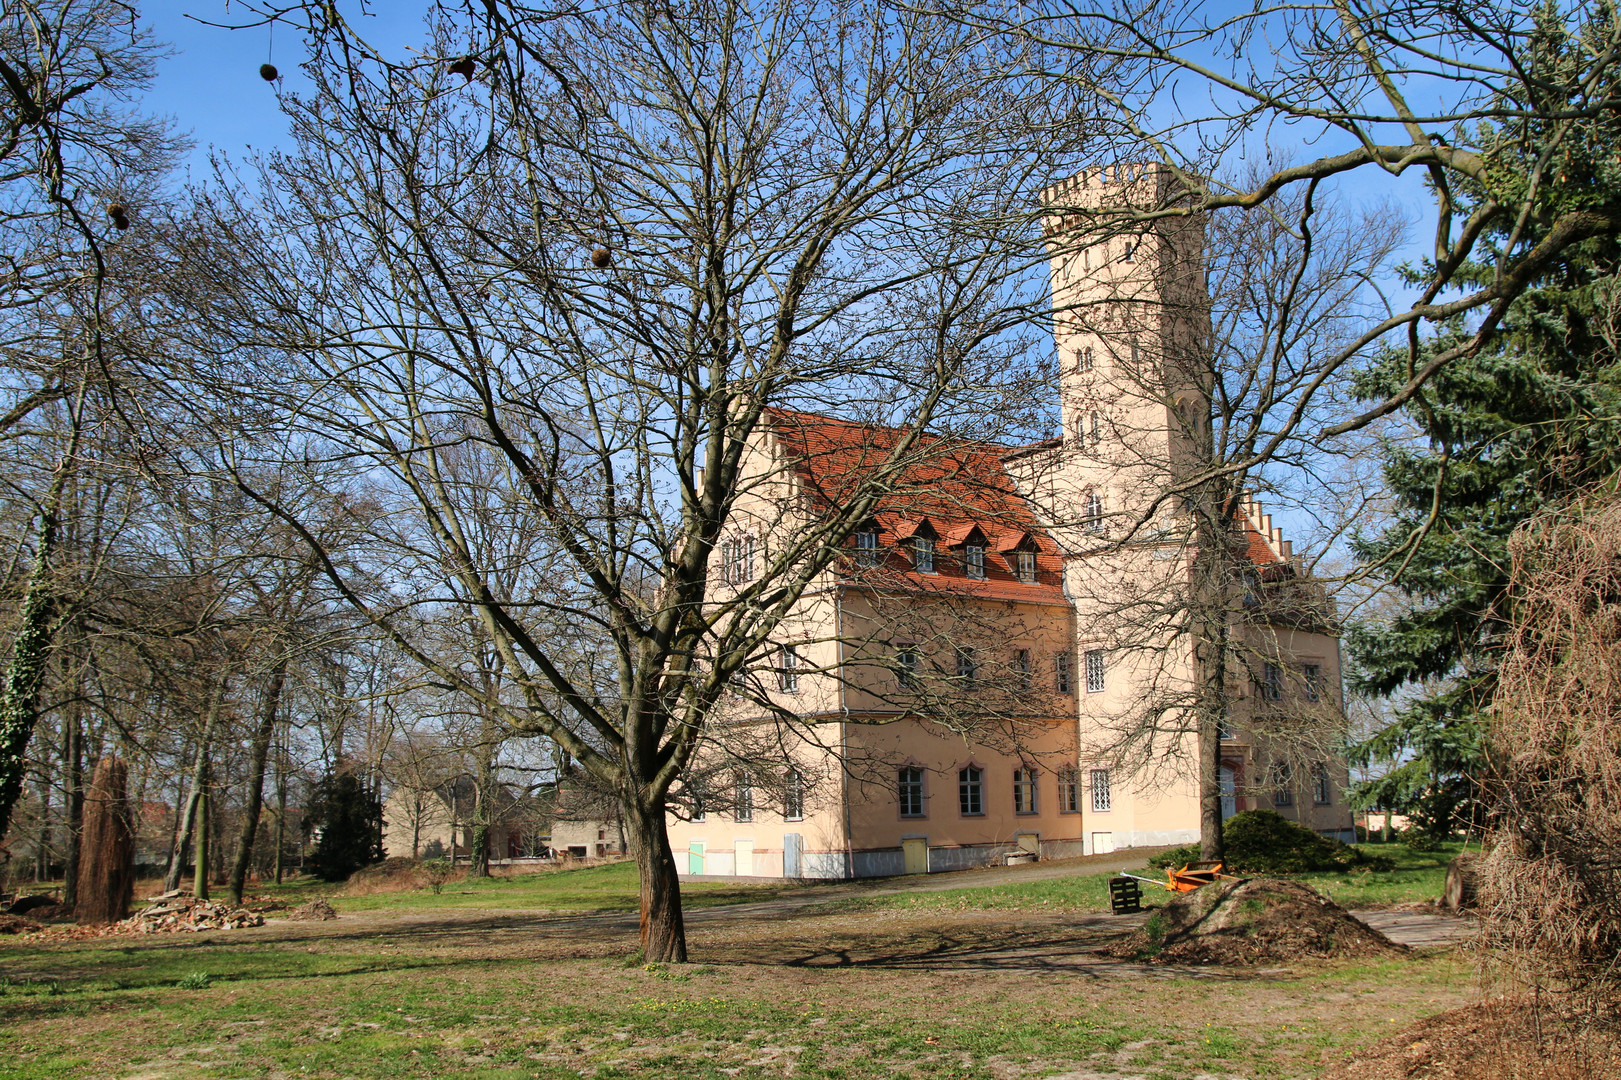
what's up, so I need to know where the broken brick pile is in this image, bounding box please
[122,897,265,933]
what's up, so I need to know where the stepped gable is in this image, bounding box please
[766,408,1066,604]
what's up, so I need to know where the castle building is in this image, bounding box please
[665,167,1355,879]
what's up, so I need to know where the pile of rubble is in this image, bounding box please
[119,896,265,934]
[284,898,338,921]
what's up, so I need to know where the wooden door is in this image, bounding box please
[734,839,754,876]
[902,837,928,874]
[687,841,705,876]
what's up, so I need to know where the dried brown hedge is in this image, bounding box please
[1484,497,1621,1006]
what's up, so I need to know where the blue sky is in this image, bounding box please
[143,2,426,173]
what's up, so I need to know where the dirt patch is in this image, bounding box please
[1321,999,1621,1079]
[0,913,44,934]
[1103,877,1408,965]
[284,898,338,921]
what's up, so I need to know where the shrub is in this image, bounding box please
[1147,811,1392,874]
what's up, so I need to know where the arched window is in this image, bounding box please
[1078,345,1094,373]
[1084,491,1104,533]
[1089,411,1101,446]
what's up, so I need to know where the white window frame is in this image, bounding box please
[1078,345,1094,373]
[958,766,984,816]
[965,544,986,579]
[1085,649,1107,694]
[1016,550,1036,583]
[1013,767,1037,815]
[783,769,804,821]
[1089,411,1101,446]
[1084,492,1104,534]
[1058,767,1081,813]
[778,644,800,693]
[855,529,880,567]
[1090,769,1112,813]
[898,766,925,818]
[897,644,918,688]
[735,772,754,822]
[913,535,935,574]
[724,535,756,585]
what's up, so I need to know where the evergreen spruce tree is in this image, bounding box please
[304,772,384,882]
[1349,7,1621,837]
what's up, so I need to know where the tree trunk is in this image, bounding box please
[164,674,228,892]
[0,476,65,844]
[227,657,289,905]
[1189,487,1236,865]
[60,707,83,908]
[470,757,495,877]
[193,779,210,901]
[273,722,288,884]
[72,756,135,924]
[625,794,687,963]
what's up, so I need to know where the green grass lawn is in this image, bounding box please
[811,840,1468,917]
[0,909,1473,1080]
[253,860,798,915]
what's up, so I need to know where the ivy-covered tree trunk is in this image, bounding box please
[0,485,65,843]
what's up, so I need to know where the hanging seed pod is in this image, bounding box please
[106,202,130,231]
[591,247,612,268]
[259,63,279,83]
[448,56,477,81]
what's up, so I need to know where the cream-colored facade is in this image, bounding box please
[666,165,1354,879]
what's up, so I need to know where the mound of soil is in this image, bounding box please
[4,894,58,917]
[1104,877,1408,965]
[0,913,44,934]
[1322,999,1621,1079]
[285,898,338,921]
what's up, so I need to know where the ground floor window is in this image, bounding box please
[1058,768,1081,813]
[959,766,984,816]
[1312,762,1332,805]
[1013,767,1037,814]
[899,766,925,818]
[1090,769,1112,813]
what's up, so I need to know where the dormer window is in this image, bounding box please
[913,536,935,573]
[855,528,880,567]
[1016,551,1036,583]
[965,544,985,579]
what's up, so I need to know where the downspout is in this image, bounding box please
[837,584,853,879]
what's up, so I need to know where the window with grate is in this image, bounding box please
[1090,769,1112,813]
[965,544,986,579]
[1085,649,1107,693]
[898,767,925,818]
[1058,768,1080,813]
[958,766,984,816]
[1013,768,1037,814]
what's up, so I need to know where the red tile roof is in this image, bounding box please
[766,409,1067,603]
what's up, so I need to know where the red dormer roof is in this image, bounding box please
[766,408,1066,604]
